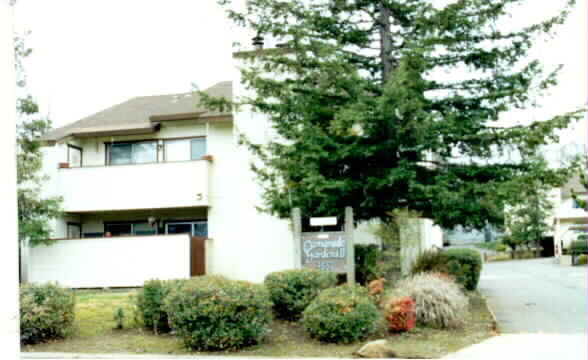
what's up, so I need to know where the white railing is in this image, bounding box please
[57,161,209,212]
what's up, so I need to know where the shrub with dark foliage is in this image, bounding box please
[410,248,482,291]
[355,244,382,285]
[136,279,184,333]
[264,268,337,320]
[303,284,379,343]
[571,239,587,254]
[164,276,272,351]
[410,250,449,275]
[20,283,75,345]
[444,248,482,291]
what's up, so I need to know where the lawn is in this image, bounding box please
[22,288,496,358]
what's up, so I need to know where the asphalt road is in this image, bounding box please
[479,257,586,334]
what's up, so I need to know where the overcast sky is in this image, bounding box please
[13,0,586,147]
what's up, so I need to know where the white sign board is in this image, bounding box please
[310,216,338,227]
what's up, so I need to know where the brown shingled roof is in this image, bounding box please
[43,81,232,142]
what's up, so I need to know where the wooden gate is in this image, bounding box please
[190,236,206,276]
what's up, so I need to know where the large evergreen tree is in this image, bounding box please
[15,34,62,246]
[213,0,582,229]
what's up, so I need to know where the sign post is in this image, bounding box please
[345,206,355,285]
[293,207,355,285]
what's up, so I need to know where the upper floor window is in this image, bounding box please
[67,144,83,167]
[106,141,157,165]
[164,137,206,162]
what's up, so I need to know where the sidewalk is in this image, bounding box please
[441,334,587,360]
[21,334,587,360]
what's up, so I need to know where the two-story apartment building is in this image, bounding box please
[25,49,442,288]
[25,77,305,287]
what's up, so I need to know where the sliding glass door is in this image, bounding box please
[166,221,207,237]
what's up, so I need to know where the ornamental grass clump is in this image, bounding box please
[390,272,468,329]
[264,268,337,320]
[163,275,272,351]
[20,283,75,345]
[302,284,379,344]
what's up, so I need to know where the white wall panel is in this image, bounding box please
[28,234,190,288]
[58,161,209,212]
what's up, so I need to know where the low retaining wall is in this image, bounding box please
[27,234,191,288]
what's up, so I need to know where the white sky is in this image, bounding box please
[13,0,586,146]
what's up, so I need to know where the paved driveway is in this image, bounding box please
[479,257,586,334]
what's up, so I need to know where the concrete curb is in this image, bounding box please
[483,295,499,333]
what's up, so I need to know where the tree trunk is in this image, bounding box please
[378,3,393,84]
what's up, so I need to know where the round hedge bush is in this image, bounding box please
[136,279,185,333]
[20,283,75,345]
[390,272,468,329]
[264,268,337,320]
[302,284,379,343]
[163,276,272,351]
[444,248,482,291]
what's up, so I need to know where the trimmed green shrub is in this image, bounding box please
[390,272,468,329]
[164,276,272,351]
[495,243,508,252]
[264,268,337,320]
[355,244,382,285]
[577,254,587,265]
[444,248,483,291]
[303,284,379,343]
[20,283,75,345]
[136,279,185,333]
[410,250,449,276]
[570,239,587,254]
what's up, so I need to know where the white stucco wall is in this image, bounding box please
[399,218,444,274]
[205,74,295,283]
[28,234,191,288]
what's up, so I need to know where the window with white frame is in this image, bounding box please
[164,138,206,162]
[67,145,82,167]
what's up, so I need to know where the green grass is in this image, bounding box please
[23,288,496,358]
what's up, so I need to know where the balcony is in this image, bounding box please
[57,160,209,212]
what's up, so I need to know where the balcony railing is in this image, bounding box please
[57,160,209,212]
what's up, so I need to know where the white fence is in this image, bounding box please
[27,234,191,288]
